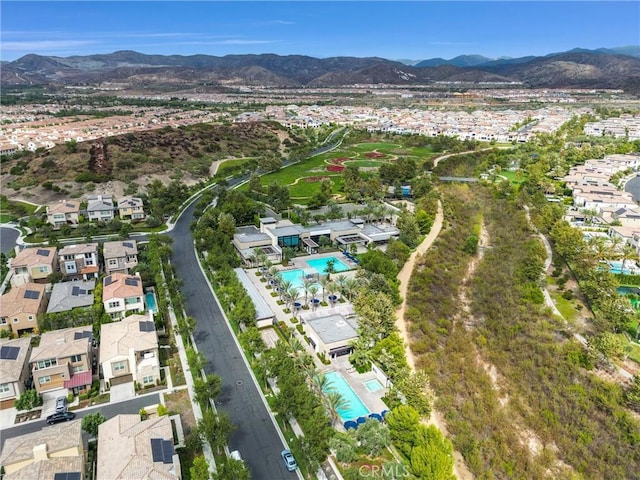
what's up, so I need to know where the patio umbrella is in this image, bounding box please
[343,420,358,430]
[356,416,367,425]
[368,413,383,422]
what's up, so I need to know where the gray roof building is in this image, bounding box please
[46,280,95,314]
[233,268,275,326]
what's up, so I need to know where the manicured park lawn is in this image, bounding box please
[501,170,528,185]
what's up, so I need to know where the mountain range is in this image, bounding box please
[2,46,640,95]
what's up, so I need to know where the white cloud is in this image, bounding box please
[1,40,96,51]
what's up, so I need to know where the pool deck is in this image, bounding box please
[322,356,388,418]
[246,250,389,425]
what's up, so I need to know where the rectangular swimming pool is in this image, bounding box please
[323,371,370,421]
[280,269,315,290]
[306,256,350,274]
[145,292,158,314]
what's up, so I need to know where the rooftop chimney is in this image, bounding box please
[33,443,48,461]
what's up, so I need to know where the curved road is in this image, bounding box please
[168,200,297,480]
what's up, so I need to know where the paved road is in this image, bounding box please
[169,201,297,480]
[0,392,161,452]
[0,226,19,254]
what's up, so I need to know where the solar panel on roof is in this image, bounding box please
[161,439,175,463]
[73,331,92,341]
[78,289,87,295]
[104,276,113,286]
[0,346,20,360]
[124,278,139,287]
[64,203,75,208]
[54,473,81,480]
[123,242,133,248]
[150,438,163,462]
[23,290,40,300]
[72,286,80,296]
[139,321,155,332]
[36,248,51,256]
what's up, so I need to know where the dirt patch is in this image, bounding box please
[164,389,197,434]
[15,409,42,423]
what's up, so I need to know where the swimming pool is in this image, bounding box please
[323,371,370,421]
[280,269,316,290]
[306,257,350,274]
[609,260,639,275]
[145,292,158,314]
[364,379,384,393]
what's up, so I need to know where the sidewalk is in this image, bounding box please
[164,296,217,474]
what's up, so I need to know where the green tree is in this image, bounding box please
[189,455,210,480]
[386,404,420,457]
[396,212,421,248]
[353,289,396,343]
[212,459,251,480]
[588,332,626,361]
[14,389,42,411]
[550,220,585,263]
[329,431,358,463]
[81,412,107,436]
[248,173,263,194]
[198,410,236,454]
[355,419,391,457]
[193,373,222,407]
[410,425,455,480]
[626,375,640,411]
[217,212,236,239]
[394,370,435,417]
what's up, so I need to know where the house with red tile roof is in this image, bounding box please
[103,273,145,320]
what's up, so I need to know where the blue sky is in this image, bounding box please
[2,1,639,62]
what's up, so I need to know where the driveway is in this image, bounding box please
[109,382,135,402]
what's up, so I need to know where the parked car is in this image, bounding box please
[55,396,68,412]
[281,449,297,472]
[46,411,76,425]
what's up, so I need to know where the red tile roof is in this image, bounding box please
[64,370,92,389]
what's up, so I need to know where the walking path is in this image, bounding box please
[395,200,443,370]
[393,200,474,480]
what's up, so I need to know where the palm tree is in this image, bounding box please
[327,282,339,304]
[309,285,319,309]
[609,235,623,255]
[279,280,293,302]
[302,278,315,307]
[336,274,347,295]
[268,266,280,283]
[621,243,639,272]
[287,337,313,372]
[324,258,337,281]
[247,251,258,268]
[310,372,332,396]
[319,276,331,302]
[323,391,351,427]
[288,287,301,314]
[587,236,611,267]
[344,278,359,301]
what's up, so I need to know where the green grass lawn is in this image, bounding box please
[243,138,438,202]
[627,341,640,364]
[500,170,528,185]
[349,142,403,152]
[346,160,389,167]
[0,213,16,223]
